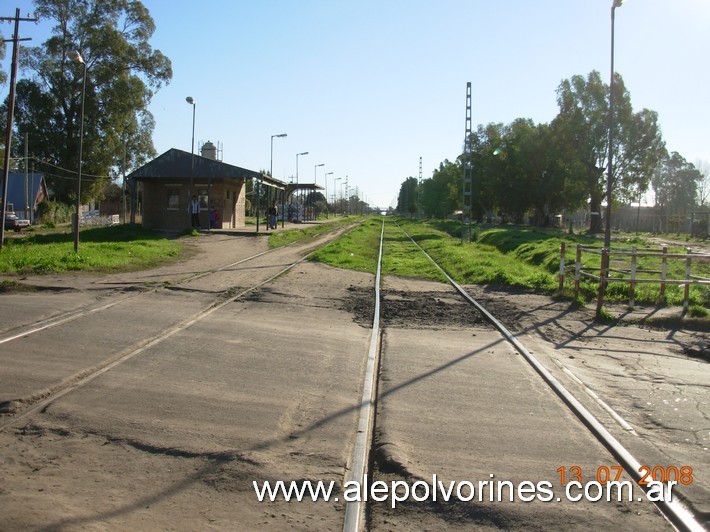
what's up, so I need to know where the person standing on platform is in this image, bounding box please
[268,201,278,230]
[190,195,200,228]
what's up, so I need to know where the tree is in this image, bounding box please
[696,160,709,207]
[652,152,702,216]
[0,30,6,86]
[552,71,664,233]
[421,160,460,219]
[396,177,418,217]
[493,119,544,224]
[460,122,505,222]
[305,191,327,217]
[4,0,172,203]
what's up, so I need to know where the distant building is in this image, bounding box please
[128,147,285,231]
[1,170,49,222]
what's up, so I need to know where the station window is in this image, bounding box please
[166,188,180,210]
[198,189,208,208]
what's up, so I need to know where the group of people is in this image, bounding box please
[189,195,220,229]
[189,194,279,231]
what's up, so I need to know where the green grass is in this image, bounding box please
[309,216,710,311]
[0,224,183,274]
[309,218,382,272]
[381,222,448,281]
[396,219,559,291]
[267,217,361,248]
[689,305,709,318]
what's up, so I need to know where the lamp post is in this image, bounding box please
[185,97,196,162]
[185,96,196,226]
[314,163,325,185]
[311,163,325,220]
[263,133,287,232]
[296,151,308,184]
[294,151,308,225]
[69,51,86,253]
[324,171,333,218]
[335,177,342,213]
[604,0,624,249]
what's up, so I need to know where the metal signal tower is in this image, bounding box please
[417,156,423,218]
[462,82,473,243]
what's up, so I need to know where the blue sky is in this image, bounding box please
[2,0,709,208]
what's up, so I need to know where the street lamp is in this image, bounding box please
[604,0,624,249]
[294,151,308,225]
[296,152,308,184]
[185,97,196,161]
[185,96,196,226]
[312,164,325,223]
[262,133,287,232]
[335,177,342,213]
[324,171,333,218]
[69,50,86,253]
[314,163,324,184]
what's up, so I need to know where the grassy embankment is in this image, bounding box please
[310,217,710,315]
[0,217,360,276]
[3,216,707,317]
[0,225,183,275]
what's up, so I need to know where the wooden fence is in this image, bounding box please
[558,243,710,312]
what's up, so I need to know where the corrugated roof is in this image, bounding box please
[128,148,285,188]
[1,170,47,207]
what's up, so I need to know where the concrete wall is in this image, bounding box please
[140,179,246,231]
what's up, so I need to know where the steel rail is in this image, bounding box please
[396,222,704,532]
[0,248,319,433]
[0,223,362,432]
[343,218,384,532]
[0,233,316,346]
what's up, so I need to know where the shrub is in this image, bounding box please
[36,201,73,225]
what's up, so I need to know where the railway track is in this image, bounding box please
[0,237,287,347]
[345,218,704,531]
[0,225,347,421]
[0,218,706,530]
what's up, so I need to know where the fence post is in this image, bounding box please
[574,245,582,297]
[558,242,566,293]
[629,247,636,308]
[596,247,609,316]
[683,249,691,312]
[659,246,668,304]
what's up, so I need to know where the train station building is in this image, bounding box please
[128,143,285,231]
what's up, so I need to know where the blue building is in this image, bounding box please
[1,170,49,223]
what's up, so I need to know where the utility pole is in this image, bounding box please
[1,8,38,250]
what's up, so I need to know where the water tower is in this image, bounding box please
[201,140,218,160]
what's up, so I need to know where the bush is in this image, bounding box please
[688,305,709,318]
[36,201,73,225]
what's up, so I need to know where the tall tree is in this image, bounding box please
[462,122,505,222]
[696,160,709,207]
[396,176,418,217]
[494,119,543,224]
[421,160,460,219]
[0,31,6,86]
[652,152,702,216]
[4,0,172,202]
[552,71,664,233]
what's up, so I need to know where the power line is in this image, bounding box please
[1,8,38,250]
[10,156,113,180]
